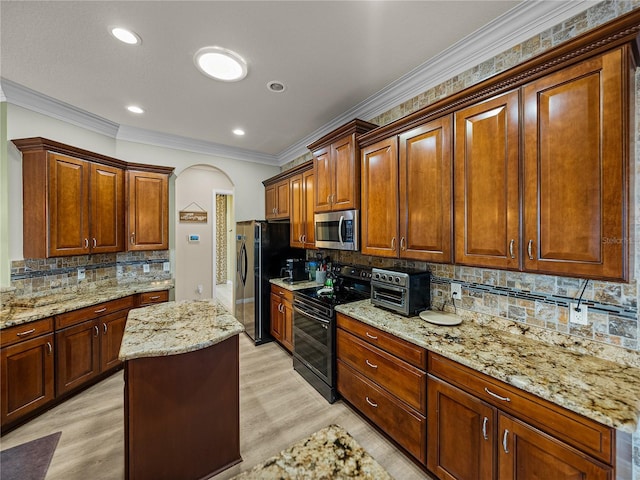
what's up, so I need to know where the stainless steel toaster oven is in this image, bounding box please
[371,267,430,316]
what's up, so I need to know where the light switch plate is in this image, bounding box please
[569,303,588,325]
[163,262,170,272]
[77,267,85,280]
[143,264,150,273]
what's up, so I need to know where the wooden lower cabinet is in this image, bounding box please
[100,310,128,371]
[270,286,293,352]
[55,319,101,395]
[1,332,55,429]
[428,354,615,480]
[336,313,427,464]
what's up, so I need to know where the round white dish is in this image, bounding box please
[419,310,462,326]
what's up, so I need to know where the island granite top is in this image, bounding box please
[335,300,640,434]
[118,299,244,362]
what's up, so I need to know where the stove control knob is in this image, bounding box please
[380,274,387,281]
[395,277,400,283]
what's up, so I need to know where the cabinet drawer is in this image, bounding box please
[337,328,426,413]
[138,290,169,306]
[336,313,426,369]
[337,360,426,464]
[270,285,294,302]
[428,352,613,463]
[1,318,54,348]
[55,296,135,330]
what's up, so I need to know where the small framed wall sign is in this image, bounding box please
[179,202,208,223]
[179,211,208,223]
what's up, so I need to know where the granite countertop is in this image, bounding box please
[336,300,640,434]
[270,278,321,290]
[232,424,392,480]
[119,299,244,361]
[0,280,174,330]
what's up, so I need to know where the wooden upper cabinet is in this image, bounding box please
[308,119,377,213]
[290,167,315,249]
[91,163,124,253]
[127,170,169,251]
[361,137,398,257]
[48,154,91,256]
[399,116,453,263]
[264,177,290,220]
[523,48,628,280]
[454,90,520,270]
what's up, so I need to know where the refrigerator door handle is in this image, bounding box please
[242,243,248,285]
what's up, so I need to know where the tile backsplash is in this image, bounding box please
[9,250,171,298]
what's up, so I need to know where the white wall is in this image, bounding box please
[5,104,280,269]
[174,165,233,300]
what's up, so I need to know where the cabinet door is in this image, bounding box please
[523,48,627,280]
[290,174,304,248]
[314,146,333,213]
[428,375,495,480]
[454,90,520,269]
[274,180,290,219]
[302,169,316,248]
[281,298,293,353]
[127,170,169,251]
[498,414,612,480]
[1,334,54,428]
[91,163,124,253]
[48,153,90,256]
[55,320,100,395]
[265,184,277,219]
[399,116,453,263]
[332,135,359,210]
[361,137,399,257]
[270,293,283,342]
[100,310,128,372]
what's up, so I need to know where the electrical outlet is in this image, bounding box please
[77,267,85,280]
[143,264,150,273]
[197,285,203,294]
[451,283,462,300]
[570,303,588,325]
[163,262,170,272]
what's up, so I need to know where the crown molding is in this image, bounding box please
[2,1,599,168]
[273,0,599,166]
[116,125,279,166]
[1,78,119,137]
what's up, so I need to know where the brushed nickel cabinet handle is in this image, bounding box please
[302,235,306,243]
[16,328,36,337]
[509,239,515,259]
[46,342,52,355]
[92,238,97,248]
[84,238,89,248]
[502,429,510,454]
[130,233,135,245]
[103,323,107,334]
[527,239,534,260]
[327,195,331,205]
[365,332,378,340]
[94,307,107,314]
[365,359,378,369]
[94,325,99,337]
[400,237,406,251]
[482,417,489,440]
[365,396,378,408]
[150,295,160,300]
[485,387,511,402]
[391,237,396,250]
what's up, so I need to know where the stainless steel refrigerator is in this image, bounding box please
[235,220,303,344]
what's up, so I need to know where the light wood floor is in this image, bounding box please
[0,334,432,479]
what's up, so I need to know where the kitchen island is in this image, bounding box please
[119,299,244,480]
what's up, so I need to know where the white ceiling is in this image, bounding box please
[1,1,596,166]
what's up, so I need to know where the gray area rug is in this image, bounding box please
[1,431,61,480]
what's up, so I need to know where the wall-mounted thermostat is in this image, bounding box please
[188,234,200,243]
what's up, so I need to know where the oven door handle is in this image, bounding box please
[293,306,330,325]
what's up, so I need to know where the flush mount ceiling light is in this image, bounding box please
[233,129,245,136]
[267,81,286,93]
[126,105,144,114]
[194,46,248,82]
[110,27,141,45]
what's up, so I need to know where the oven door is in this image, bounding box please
[292,302,333,385]
[371,281,408,315]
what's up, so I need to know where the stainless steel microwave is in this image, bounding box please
[314,210,359,251]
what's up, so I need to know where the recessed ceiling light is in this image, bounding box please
[126,105,144,114]
[267,81,286,93]
[194,46,247,82]
[110,27,141,45]
[233,129,245,136]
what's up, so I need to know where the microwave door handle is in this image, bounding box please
[338,215,344,245]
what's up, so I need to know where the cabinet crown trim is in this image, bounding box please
[307,119,378,151]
